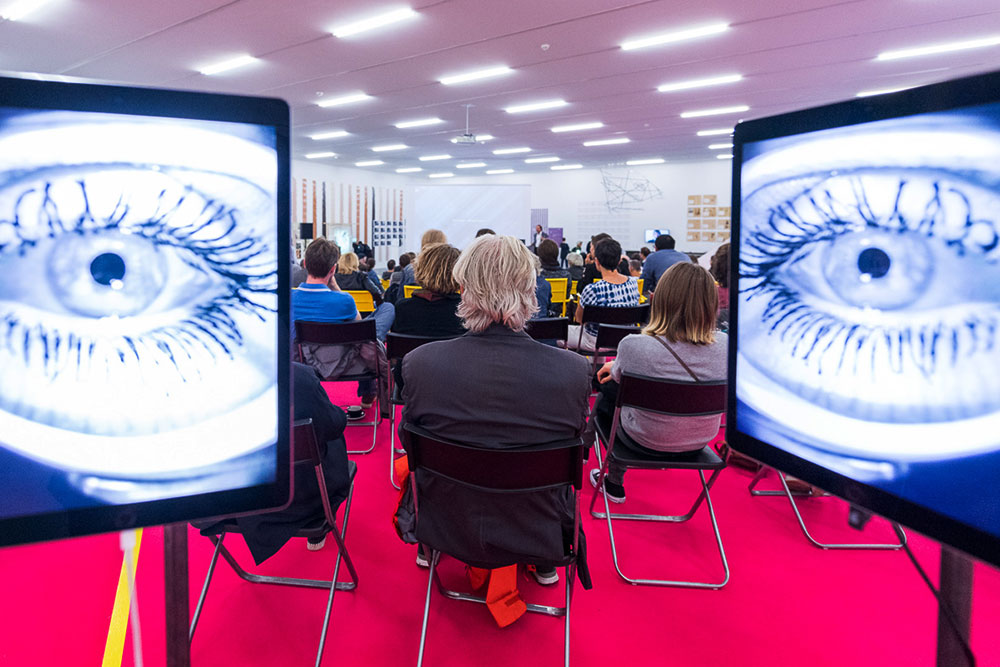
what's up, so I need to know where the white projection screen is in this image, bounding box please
[411,184,530,249]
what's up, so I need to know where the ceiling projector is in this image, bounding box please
[452,133,478,145]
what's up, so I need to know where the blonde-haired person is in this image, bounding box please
[401,229,448,288]
[333,252,383,304]
[400,234,591,586]
[588,262,728,503]
[391,243,465,338]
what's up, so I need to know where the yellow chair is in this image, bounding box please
[346,290,376,315]
[637,278,647,304]
[381,278,390,290]
[403,284,422,299]
[546,277,570,317]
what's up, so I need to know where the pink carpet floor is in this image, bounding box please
[1,382,998,666]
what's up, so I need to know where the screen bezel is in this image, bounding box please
[0,75,292,548]
[727,69,1000,568]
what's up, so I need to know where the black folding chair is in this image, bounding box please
[575,304,649,352]
[190,419,359,667]
[589,323,641,377]
[525,317,570,347]
[295,319,383,454]
[386,333,456,489]
[589,372,730,589]
[403,424,584,667]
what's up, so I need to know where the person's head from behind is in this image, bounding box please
[654,234,676,251]
[454,235,537,333]
[475,228,495,238]
[567,252,583,268]
[710,242,730,288]
[387,258,396,271]
[337,252,359,274]
[593,238,622,272]
[304,238,340,279]
[415,243,461,295]
[628,259,642,277]
[644,262,718,344]
[537,239,559,266]
[399,253,411,269]
[421,229,447,249]
[640,246,651,259]
[366,257,376,271]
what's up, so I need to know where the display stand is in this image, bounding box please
[748,466,906,550]
[164,523,191,667]
[937,547,974,667]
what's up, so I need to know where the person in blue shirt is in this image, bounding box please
[640,234,691,293]
[293,239,393,416]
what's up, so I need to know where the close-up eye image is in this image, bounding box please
[735,102,1000,535]
[0,110,280,511]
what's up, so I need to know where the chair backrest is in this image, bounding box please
[295,319,377,346]
[403,284,421,299]
[616,371,727,417]
[570,280,578,296]
[386,332,453,362]
[403,424,584,491]
[381,278,390,290]
[345,290,376,314]
[594,323,641,351]
[292,418,322,465]
[545,277,570,304]
[524,317,569,343]
[580,303,650,326]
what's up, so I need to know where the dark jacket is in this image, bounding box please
[392,291,465,338]
[334,271,382,304]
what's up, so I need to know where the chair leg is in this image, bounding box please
[563,565,572,667]
[592,467,723,523]
[416,550,440,667]
[389,406,401,490]
[189,532,225,642]
[748,466,819,497]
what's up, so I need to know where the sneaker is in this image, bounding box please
[415,544,429,568]
[531,566,559,586]
[590,469,625,504]
[360,395,376,409]
[307,536,326,551]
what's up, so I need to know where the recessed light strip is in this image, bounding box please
[525,156,560,164]
[310,130,350,140]
[486,169,514,174]
[456,162,486,168]
[708,143,733,149]
[551,164,583,171]
[626,158,664,166]
[551,122,603,133]
[395,117,443,129]
[305,152,337,159]
[199,55,257,76]
[876,35,1000,61]
[396,167,422,173]
[697,128,733,137]
[332,8,418,38]
[355,160,384,167]
[583,137,630,147]
[680,105,748,119]
[621,22,729,51]
[856,86,915,98]
[372,144,407,152]
[439,66,513,85]
[493,147,531,155]
[0,0,53,21]
[505,99,568,114]
[429,172,453,178]
[316,92,372,108]
[419,154,451,161]
[716,154,733,160]
[657,73,742,93]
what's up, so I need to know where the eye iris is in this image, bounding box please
[857,247,890,280]
[89,252,126,287]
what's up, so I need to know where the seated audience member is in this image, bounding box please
[403,230,447,286]
[589,262,727,503]
[567,238,640,351]
[382,258,397,281]
[292,239,393,415]
[532,254,552,318]
[709,242,731,332]
[365,257,384,294]
[628,259,642,278]
[538,239,571,281]
[475,228,495,237]
[234,362,350,561]
[639,246,651,263]
[291,246,308,288]
[386,253,411,303]
[640,234,691,292]
[566,251,585,282]
[334,252,383,304]
[400,234,592,585]
[392,243,465,338]
[579,233,631,289]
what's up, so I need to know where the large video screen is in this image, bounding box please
[729,70,1000,567]
[0,76,291,547]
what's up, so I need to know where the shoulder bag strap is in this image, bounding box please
[653,336,701,382]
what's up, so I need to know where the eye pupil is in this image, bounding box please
[857,247,890,280]
[90,252,127,286]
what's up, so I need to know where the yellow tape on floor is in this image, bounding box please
[102,528,143,667]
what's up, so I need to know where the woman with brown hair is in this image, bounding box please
[390,243,465,338]
[588,261,728,503]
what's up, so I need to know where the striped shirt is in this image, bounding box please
[579,277,640,336]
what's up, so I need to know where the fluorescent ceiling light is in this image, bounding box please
[697,128,733,136]
[1,0,53,21]
[583,137,630,146]
[680,105,749,118]
[429,172,454,178]
[716,154,733,160]
[316,92,372,108]
[505,99,568,114]
[493,147,531,155]
[310,130,349,140]
[451,134,493,143]
[626,158,664,166]
[856,86,915,98]
[551,164,583,171]
[456,162,486,168]
[355,160,384,167]
[487,169,514,174]
[621,22,729,51]
[708,143,733,149]
[657,73,742,93]
[419,154,451,161]
[525,156,560,164]
[439,66,513,85]
[198,55,257,76]
[395,117,443,129]
[305,151,337,159]
[396,167,422,173]
[372,144,407,152]
[551,121,603,133]
[332,7,417,38]
[876,35,1000,61]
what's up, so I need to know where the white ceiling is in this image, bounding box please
[2,0,999,175]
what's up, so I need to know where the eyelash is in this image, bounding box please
[741,175,998,376]
[0,177,275,381]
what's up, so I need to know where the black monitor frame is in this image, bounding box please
[727,69,1000,569]
[0,75,292,548]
